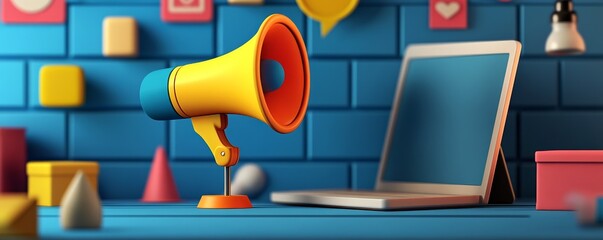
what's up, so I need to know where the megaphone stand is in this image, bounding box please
[192,114,253,209]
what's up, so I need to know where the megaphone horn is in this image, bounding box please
[139,14,310,208]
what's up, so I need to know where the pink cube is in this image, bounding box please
[536,150,603,210]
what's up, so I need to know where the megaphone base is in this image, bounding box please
[197,195,253,209]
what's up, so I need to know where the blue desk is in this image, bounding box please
[38,202,603,239]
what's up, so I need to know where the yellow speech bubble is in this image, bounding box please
[296,0,359,37]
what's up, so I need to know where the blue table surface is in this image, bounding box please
[37,201,603,239]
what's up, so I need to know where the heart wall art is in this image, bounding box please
[429,0,467,30]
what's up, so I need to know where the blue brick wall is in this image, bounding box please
[309,111,389,160]
[561,60,603,107]
[403,6,517,51]
[3,0,603,201]
[511,60,558,108]
[70,6,214,57]
[29,60,167,108]
[0,3,65,56]
[218,6,305,55]
[0,61,25,107]
[309,6,399,56]
[70,111,166,159]
[310,60,349,108]
[353,60,401,108]
[0,112,66,159]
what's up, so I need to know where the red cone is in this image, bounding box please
[142,146,180,202]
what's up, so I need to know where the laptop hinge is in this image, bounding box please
[488,147,516,204]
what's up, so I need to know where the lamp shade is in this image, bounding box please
[545,0,585,56]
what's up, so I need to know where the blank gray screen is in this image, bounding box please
[382,54,509,186]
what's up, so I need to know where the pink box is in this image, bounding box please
[536,150,603,210]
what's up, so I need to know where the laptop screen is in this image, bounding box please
[382,54,509,186]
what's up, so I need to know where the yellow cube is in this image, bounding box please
[27,161,99,207]
[103,16,138,57]
[39,65,85,107]
[0,194,37,237]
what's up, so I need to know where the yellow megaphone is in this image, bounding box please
[139,14,310,209]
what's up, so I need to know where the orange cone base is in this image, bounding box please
[197,195,253,209]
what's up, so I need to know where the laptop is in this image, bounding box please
[271,41,522,210]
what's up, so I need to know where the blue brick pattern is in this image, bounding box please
[70,6,214,57]
[502,112,517,160]
[520,112,603,159]
[309,6,398,57]
[403,6,516,52]
[352,162,379,190]
[561,60,603,107]
[353,60,401,108]
[511,60,558,108]
[309,60,349,108]
[0,61,25,108]
[99,163,150,199]
[309,111,389,160]
[218,6,305,55]
[0,4,65,56]
[0,112,66,159]
[29,60,167,109]
[519,163,536,199]
[2,0,602,200]
[520,6,550,56]
[99,162,223,200]
[173,163,223,199]
[170,120,211,160]
[506,161,518,194]
[70,111,166,159]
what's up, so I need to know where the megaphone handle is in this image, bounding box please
[191,114,240,167]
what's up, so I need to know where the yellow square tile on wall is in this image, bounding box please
[103,16,138,57]
[39,65,85,108]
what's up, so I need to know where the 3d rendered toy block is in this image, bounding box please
[0,128,27,193]
[228,0,264,5]
[103,17,138,57]
[142,146,180,203]
[0,194,37,237]
[61,171,102,229]
[27,161,98,206]
[39,65,85,108]
[536,150,603,210]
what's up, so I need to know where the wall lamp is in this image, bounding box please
[545,0,586,55]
